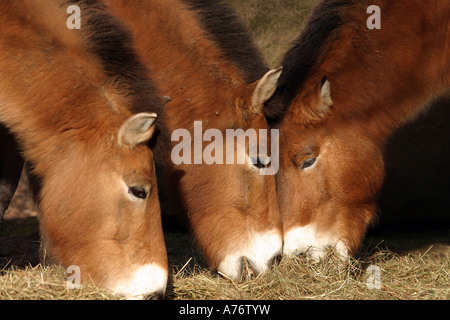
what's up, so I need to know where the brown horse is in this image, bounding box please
[265,0,449,260]
[0,0,168,298]
[102,0,283,280]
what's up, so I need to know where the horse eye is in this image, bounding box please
[251,156,270,169]
[128,186,148,200]
[301,157,317,170]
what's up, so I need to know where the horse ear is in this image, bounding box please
[319,78,333,114]
[251,67,283,111]
[118,112,157,148]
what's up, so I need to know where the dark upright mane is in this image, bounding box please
[26,0,169,202]
[264,0,353,124]
[183,0,268,83]
[64,0,168,155]
[65,0,163,113]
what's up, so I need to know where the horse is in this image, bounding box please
[264,0,449,260]
[0,0,169,299]
[101,0,284,280]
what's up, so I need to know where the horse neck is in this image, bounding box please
[104,0,249,130]
[0,1,122,177]
[316,0,449,144]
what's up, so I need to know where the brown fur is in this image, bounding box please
[266,0,449,254]
[0,0,167,297]
[102,0,283,275]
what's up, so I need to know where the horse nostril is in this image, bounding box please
[144,290,165,300]
[269,254,282,268]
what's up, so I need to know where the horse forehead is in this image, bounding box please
[281,127,315,150]
[114,145,154,170]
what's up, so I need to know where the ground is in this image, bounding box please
[0,171,40,269]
